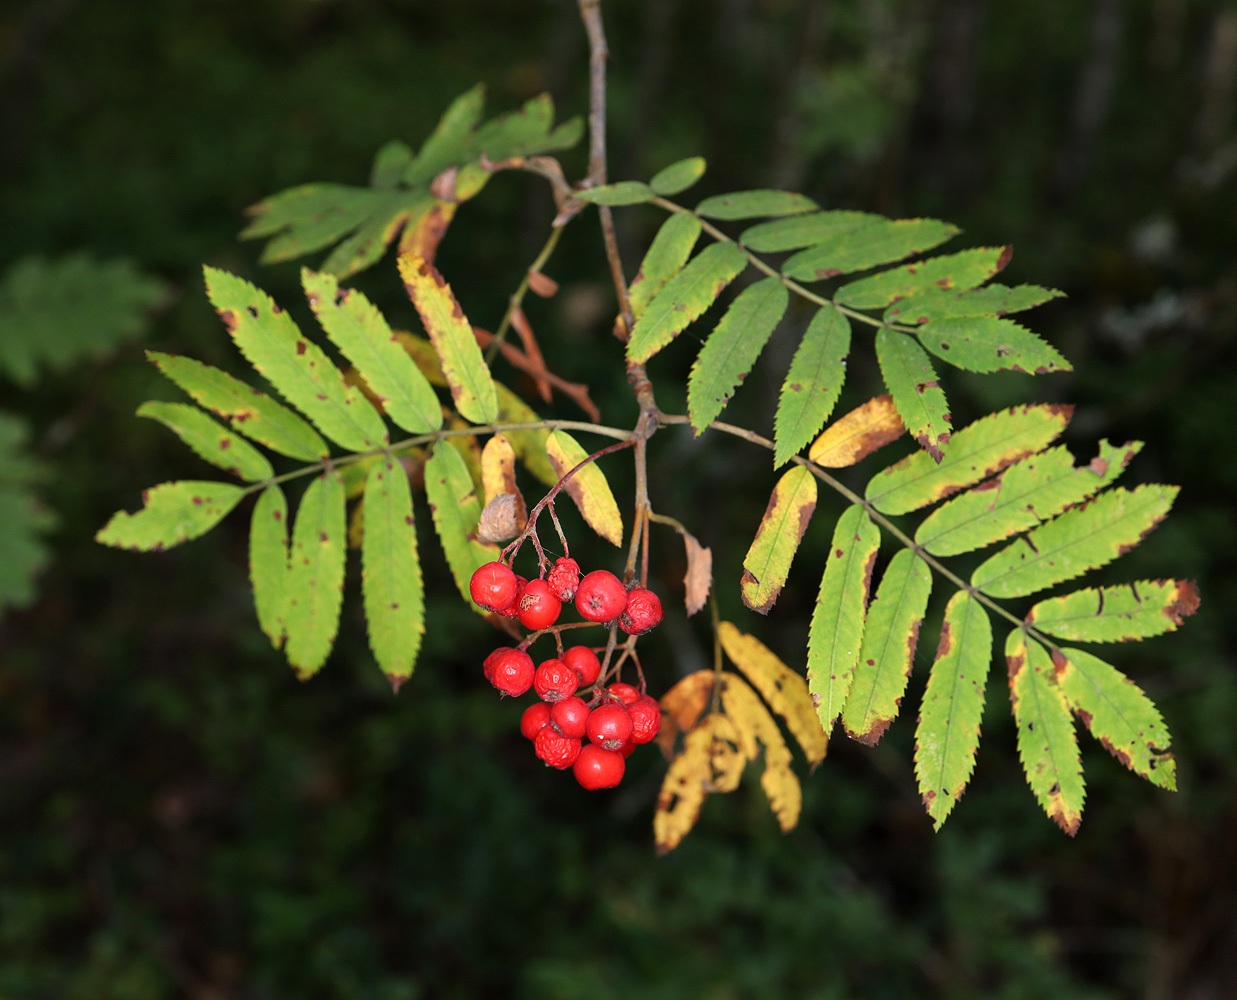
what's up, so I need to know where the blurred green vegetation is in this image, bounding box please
[1,0,1234,996]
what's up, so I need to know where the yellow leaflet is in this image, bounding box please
[721,672,801,832]
[654,714,745,854]
[718,621,827,768]
[545,430,623,546]
[657,670,717,758]
[740,465,817,614]
[809,394,906,468]
[703,713,747,793]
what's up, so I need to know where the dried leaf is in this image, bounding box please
[527,269,559,298]
[657,670,717,757]
[875,328,951,462]
[682,533,712,617]
[721,672,801,831]
[809,395,905,468]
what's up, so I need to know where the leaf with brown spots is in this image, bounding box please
[284,470,347,679]
[740,465,817,613]
[545,431,623,546]
[917,316,1071,376]
[249,484,289,651]
[401,199,457,266]
[809,394,905,469]
[772,304,851,468]
[835,246,1012,310]
[654,713,742,854]
[95,481,244,553]
[720,672,801,832]
[137,401,273,482]
[1026,579,1199,643]
[875,328,951,462]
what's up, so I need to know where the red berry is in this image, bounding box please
[627,697,662,744]
[483,646,514,682]
[470,562,519,612]
[574,570,628,623]
[586,703,633,750]
[534,726,582,769]
[520,702,552,740]
[619,587,663,635]
[497,576,528,618]
[533,658,579,702]
[517,579,562,631]
[618,739,636,758]
[547,557,581,602]
[573,744,625,789]
[489,649,535,696]
[606,682,640,706]
[550,696,590,739]
[561,646,601,686]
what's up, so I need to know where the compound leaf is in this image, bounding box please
[842,549,932,746]
[137,401,273,482]
[917,316,1070,375]
[1052,646,1176,790]
[696,190,817,220]
[1027,579,1200,643]
[808,394,905,469]
[915,592,992,829]
[96,481,244,552]
[807,504,881,734]
[545,430,623,547]
[249,483,289,650]
[688,276,788,434]
[627,242,748,363]
[424,445,499,606]
[886,283,1062,325]
[0,415,54,613]
[740,210,878,253]
[1006,631,1085,835]
[649,157,706,196]
[784,218,959,282]
[284,470,347,679]
[972,485,1179,598]
[867,403,1072,516]
[397,253,498,424]
[772,304,851,468]
[740,465,817,613]
[835,247,1011,309]
[361,459,424,687]
[628,212,702,320]
[875,328,951,462]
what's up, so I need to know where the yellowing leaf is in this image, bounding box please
[545,430,623,546]
[740,465,817,613]
[809,394,906,468]
[480,434,525,512]
[655,714,743,855]
[657,670,717,757]
[721,672,801,832]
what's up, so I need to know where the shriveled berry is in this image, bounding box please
[547,557,581,602]
[619,587,663,635]
[520,702,552,740]
[586,702,633,750]
[574,570,628,623]
[533,658,579,703]
[470,562,519,612]
[498,576,528,618]
[562,645,601,687]
[489,649,535,696]
[534,726,582,769]
[483,646,514,682]
[517,579,562,631]
[627,697,662,744]
[550,696,589,739]
[573,744,625,789]
[606,682,640,706]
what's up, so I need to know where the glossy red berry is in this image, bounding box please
[618,739,636,758]
[547,557,581,602]
[533,658,579,703]
[574,570,628,623]
[619,587,663,635]
[573,744,625,789]
[627,697,662,744]
[483,646,515,682]
[498,576,528,618]
[470,562,519,612]
[586,702,633,750]
[550,696,590,739]
[606,682,640,706]
[534,726,582,769]
[561,646,601,686]
[520,702,552,740]
[489,649,535,696]
[517,579,562,631]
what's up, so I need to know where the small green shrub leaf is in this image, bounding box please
[835,247,1011,309]
[784,218,959,282]
[137,401,273,482]
[917,316,1070,374]
[628,211,703,320]
[576,181,655,206]
[772,304,851,468]
[885,283,1062,325]
[424,445,499,606]
[249,483,289,650]
[739,211,878,253]
[1027,579,1200,643]
[649,157,707,196]
[284,471,347,679]
[696,190,818,220]
[96,481,245,552]
[874,329,952,462]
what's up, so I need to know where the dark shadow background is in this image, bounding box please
[1,0,1235,997]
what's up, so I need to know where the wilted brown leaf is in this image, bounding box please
[682,533,712,617]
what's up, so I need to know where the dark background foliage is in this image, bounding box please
[1,0,1235,996]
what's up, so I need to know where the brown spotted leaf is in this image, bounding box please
[740,465,817,613]
[809,394,905,468]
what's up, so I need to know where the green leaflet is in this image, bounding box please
[687,277,788,434]
[772,304,851,468]
[626,242,748,363]
[1006,631,1085,835]
[914,592,991,830]
[740,465,817,614]
[303,269,442,434]
[576,181,655,206]
[696,190,818,220]
[628,212,702,320]
[397,253,498,425]
[321,193,432,278]
[885,283,1062,325]
[545,431,624,547]
[867,403,1072,516]
[361,459,424,686]
[249,483,289,650]
[917,316,1071,375]
[1027,579,1200,643]
[835,247,1011,310]
[370,140,412,189]
[404,84,486,184]
[284,471,347,678]
[96,481,244,552]
[739,211,877,253]
[784,218,959,282]
[148,351,328,461]
[137,401,273,482]
[874,329,952,462]
[649,157,706,196]
[495,383,556,486]
[972,484,1179,598]
[203,267,388,451]
[471,93,582,162]
[1053,646,1176,790]
[842,549,932,746]
[806,504,881,734]
[915,440,1140,556]
[424,445,499,606]
[242,185,391,261]
[0,415,53,613]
